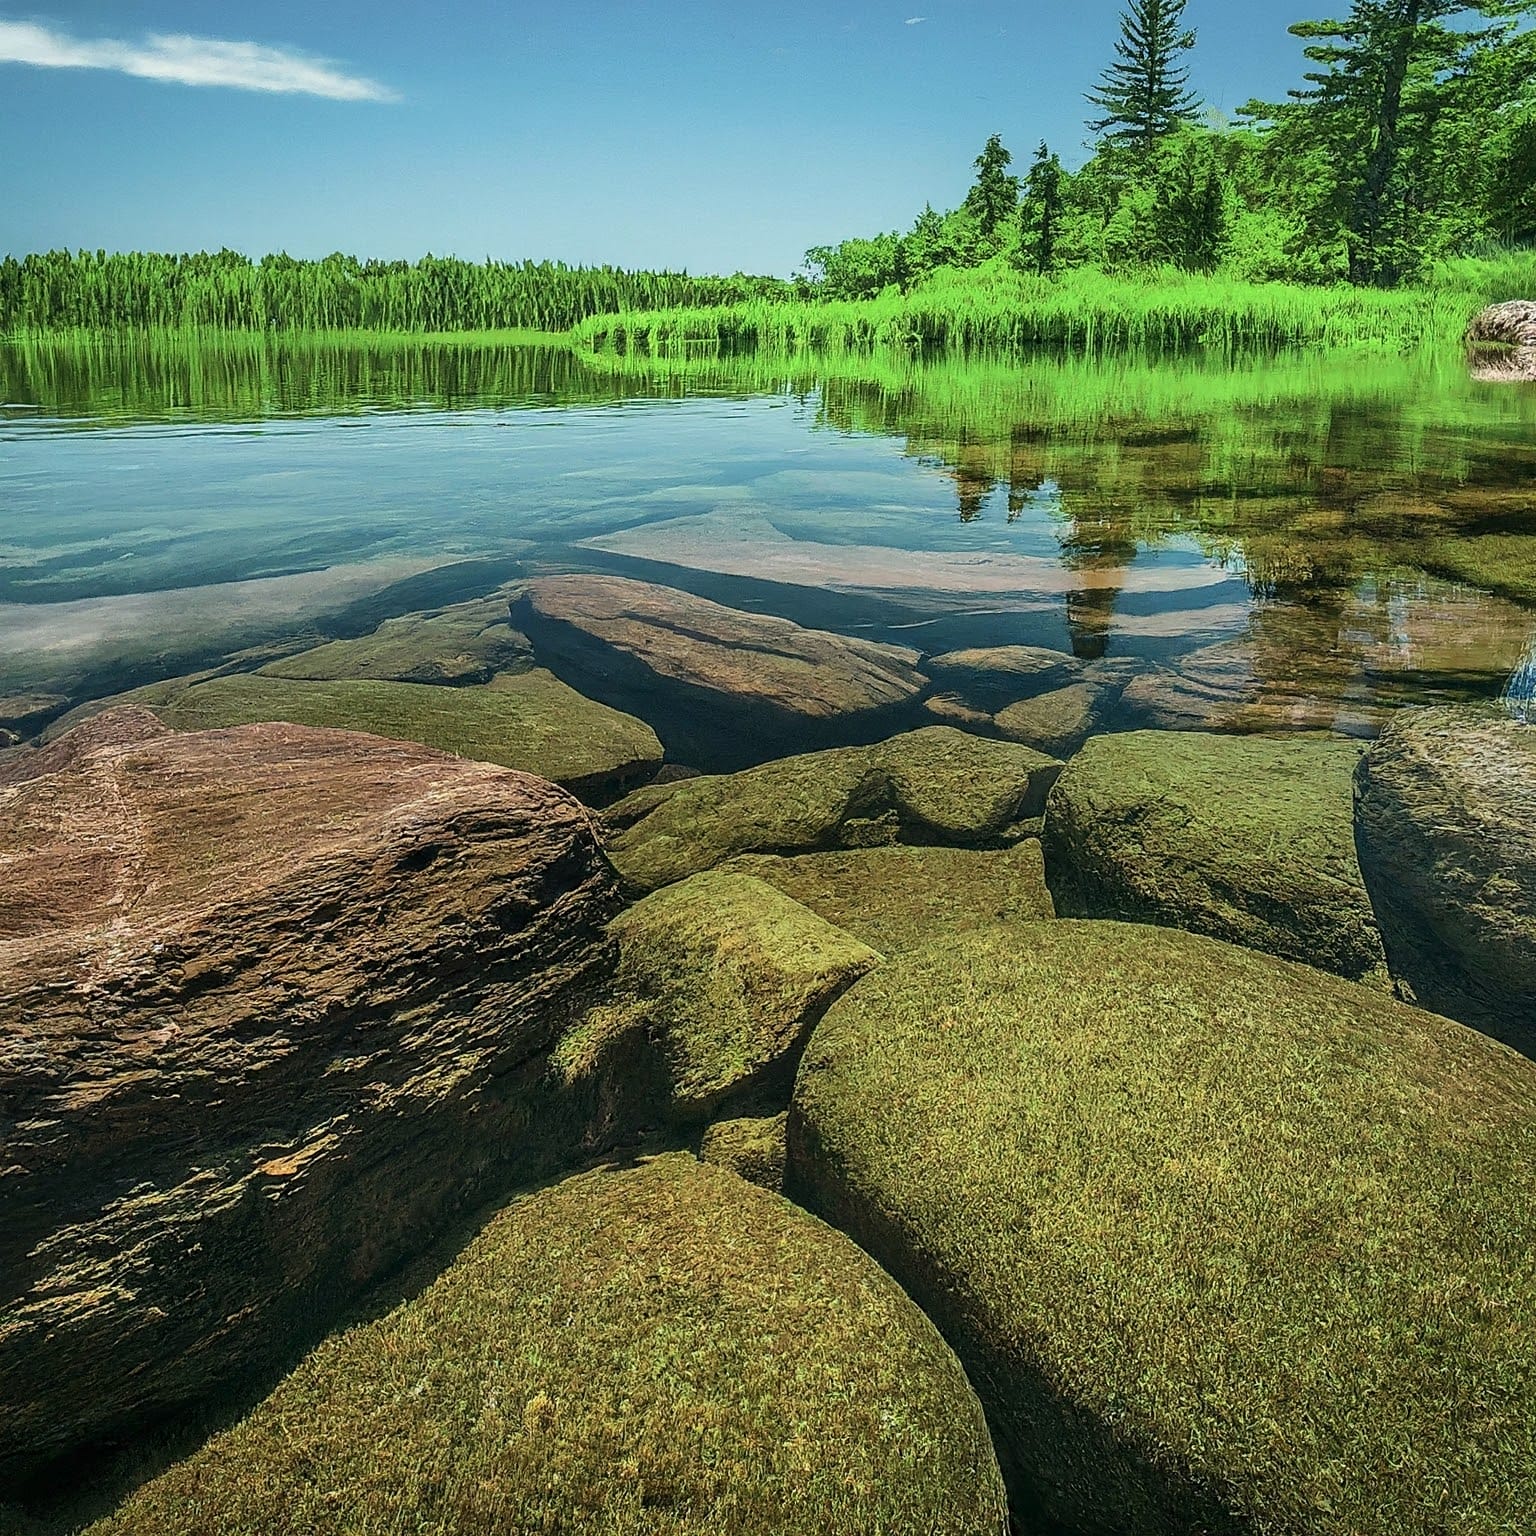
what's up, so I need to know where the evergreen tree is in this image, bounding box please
[1020,143,1068,275]
[963,134,1021,238]
[1086,0,1201,151]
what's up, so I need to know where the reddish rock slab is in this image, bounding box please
[511,575,928,768]
[0,710,620,1480]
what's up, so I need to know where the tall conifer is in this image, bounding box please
[1086,0,1201,150]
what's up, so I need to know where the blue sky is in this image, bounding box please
[1,1,1316,275]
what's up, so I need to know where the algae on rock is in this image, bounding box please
[1043,729,1388,985]
[789,920,1536,1536]
[84,1156,1009,1536]
[605,727,1061,892]
[558,871,879,1132]
[698,1113,789,1190]
[721,843,1054,955]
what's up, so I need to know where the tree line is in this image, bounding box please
[803,0,1536,296]
[0,249,790,334]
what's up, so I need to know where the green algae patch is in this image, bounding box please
[992,682,1107,757]
[788,920,1536,1536]
[257,595,531,684]
[721,843,1054,955]
[1043,729,1388,985]
[558,872,879,1128]
[698,1112,789,1190]
[605,727,1061,892]
[85,1155,1008,1536]
[146,668,662,796]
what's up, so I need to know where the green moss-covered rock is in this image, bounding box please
[788,921,1536,1536]
[698,1112,788,1190]
[85,1156,1008,1536]
[1355,705,1536,1050]
[1043,729,1388,984]
[132,669,662,797]
[605,727,1061,892]
[557,872,879,1130]
[258,595,531,684]
[721,843,1054,955]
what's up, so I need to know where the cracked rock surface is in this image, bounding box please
[0,708,620,1479]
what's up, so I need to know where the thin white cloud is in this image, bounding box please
[0,20,397,100]
[904,15,927,23]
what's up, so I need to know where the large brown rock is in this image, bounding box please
[0,710,621,1480]
[1467,300,1536,380]
[511,574,928,767]
[1355,705,1536,1051]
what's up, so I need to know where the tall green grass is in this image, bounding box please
[572,255,1536,355]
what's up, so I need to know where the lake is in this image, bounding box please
[3,334,1534,765]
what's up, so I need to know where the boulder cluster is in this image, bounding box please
[2,574,1533,1536]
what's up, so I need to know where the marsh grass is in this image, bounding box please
[573,253,1536,355]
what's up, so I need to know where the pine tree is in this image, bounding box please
[963,135,1021,239]
[1086,0,1201,151]
[1020,143,1068,275]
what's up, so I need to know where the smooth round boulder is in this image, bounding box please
[789,921,1536,1536]
[1355,705,1536,1050]
[85,1156,1009,1536]
[1044,730,1388,985]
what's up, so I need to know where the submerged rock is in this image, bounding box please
[1355,705,1536,1050]
[557,871,879,1134]
[0,712,621,1480]
[1043,730,1388,985]
[258,592,532,684]
[993,681,1108,757]
[68,667,663,800]
[789,921,1536,1536]
[604,727,1061,892]
[85,1156,1009,1536]
[511,574,928,767]
[924,645,1081,708]
[721,842,1054,955]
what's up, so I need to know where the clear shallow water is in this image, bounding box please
[3,336,1534,747]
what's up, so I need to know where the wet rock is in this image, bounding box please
[258,593,532,685]
[698,1113,789,1190]
[1355,705,1536,1050]
[993,682,1108,757]
[85,1156,1009,1536]
[556,872,879,1134]
[604,727,1062,892]
[924,645,1081,710]
[0,712,621,1480]
[1043,730,1387,985]
[1467,301,1536,380]
[511,574,928,767]
[721,843,1054,956]
[788,921,1536,1536]
[70,668,663,800]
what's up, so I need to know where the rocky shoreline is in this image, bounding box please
[2,572,1533,1536]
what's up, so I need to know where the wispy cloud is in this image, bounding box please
[0,20,398,100]
[904,16,927,24]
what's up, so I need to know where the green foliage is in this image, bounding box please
[1019,143,1068,276]
[1085,0,1201,150]
[0,249,791,334]
[963,134,1021,238]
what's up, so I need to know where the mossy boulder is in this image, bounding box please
[698,1113,788,1190]
[788,921,1536,1536]
[925,645,1081,709]
[86,1156,1008,1536]
[258,594,531,684]
[557,872,879,1131]
[605,727,1061,892]
[115,668,662,798]
[721,843,1054,955]
[1355,705,1536,1051]
[1043,729,1388,985]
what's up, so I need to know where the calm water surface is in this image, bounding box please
[3,336,1534,751]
